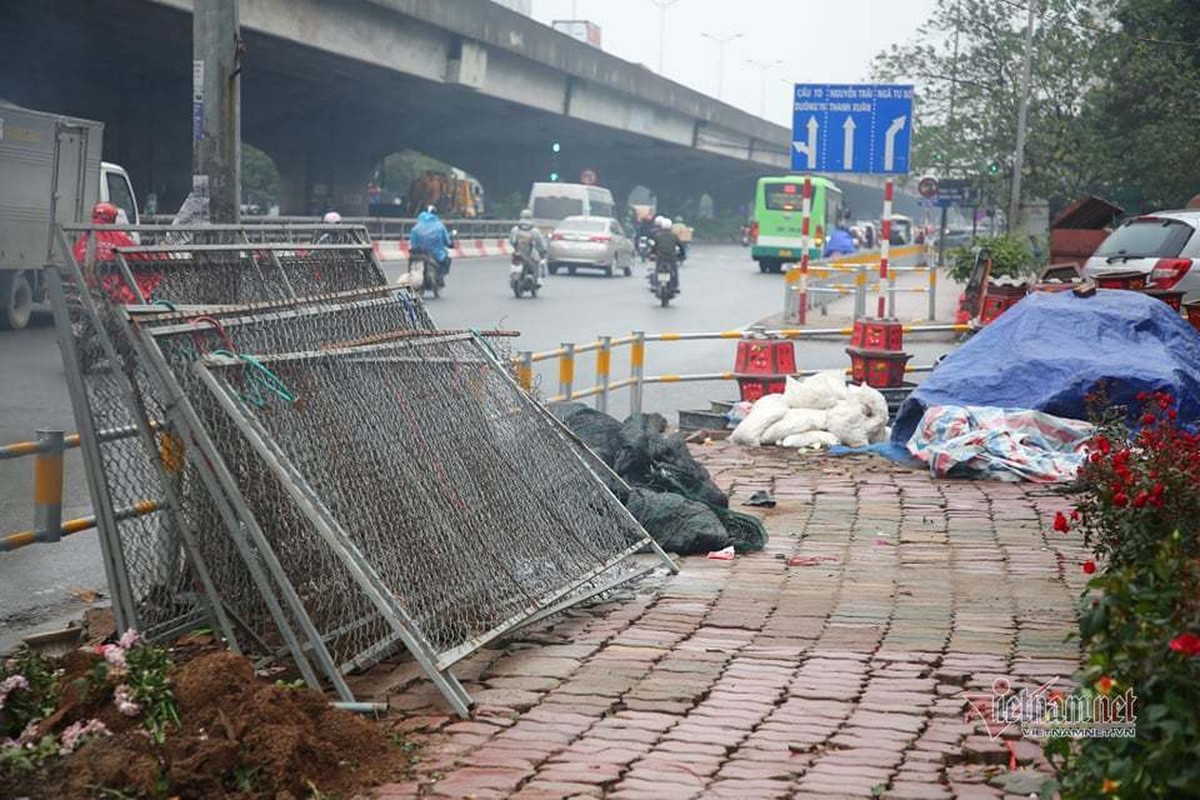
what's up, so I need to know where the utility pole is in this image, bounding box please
[701,32,743,100]
[193,0,242,223]
[937,2,961,269]
[1009,0,1036,234]
[648,0,681,75]
[746,58,783,118]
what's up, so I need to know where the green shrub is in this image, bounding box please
[1047,393,1200,797]
[948,233,1038,284]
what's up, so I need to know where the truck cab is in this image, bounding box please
[100,162,140,226]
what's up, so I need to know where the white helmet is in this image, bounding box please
[659,217,673,229]
[323,211,342,224]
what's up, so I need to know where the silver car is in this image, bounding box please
[547,216,635,277]
[1084,210,1200,301]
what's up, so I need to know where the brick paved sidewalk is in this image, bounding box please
[363,443,1090,799]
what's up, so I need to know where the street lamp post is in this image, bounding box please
[648,0,682,75]
[700,32,743,100]
[747,58,783,117]
[1009,0,1037,232]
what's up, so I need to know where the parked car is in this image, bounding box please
[1083,210,1200,301]
[546,216,635,277]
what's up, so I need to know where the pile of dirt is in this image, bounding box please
[3,650,407,799]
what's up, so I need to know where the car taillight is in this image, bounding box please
[1149,258,1192,289]
[588,234,611,242]
[550,233,564,241]
[750,221,759,243]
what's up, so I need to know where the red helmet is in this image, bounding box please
[92,202,119,224]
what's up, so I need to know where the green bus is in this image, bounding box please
[750,175,843,273]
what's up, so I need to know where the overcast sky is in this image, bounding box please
[530,0,938,127]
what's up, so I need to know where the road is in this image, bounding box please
[0,244,958,646]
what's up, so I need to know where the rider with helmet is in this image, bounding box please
[72,202,160,303]
[509,209,548,286]
[651,216,682,291]
[408,205,453,287]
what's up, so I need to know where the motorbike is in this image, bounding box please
[647,254,678,307]
[509,251,540,298]
[406,251,442,299]
[635,234,653,263]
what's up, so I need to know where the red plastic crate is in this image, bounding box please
[1094,271,1147,290]
[1143,289,1184,312]
[734,339,796,402]
[851,318,903,351]
[845,346,911,389]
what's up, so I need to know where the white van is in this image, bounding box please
[528,182,616,233]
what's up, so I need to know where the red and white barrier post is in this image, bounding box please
[785,177,814,324]
[878,179,894,319]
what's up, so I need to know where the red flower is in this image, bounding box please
[1158,394,1172,409]
[1152,483,1165,497]
[1092,435,1112,454]
[1112,492,1128,508]
[1053,511,1071,533]
[1089,452,1103,464]
[1141,413,1156,426]
[1071,509,1081,521]
[1169,409,1178,420]
[1136,391,1150,402]
[1096,675,1114,694]
[1083,560,1097,575]
[1133,491,1149,508]
[1169,633,1200,657]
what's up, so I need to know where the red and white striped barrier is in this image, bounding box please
[372,239,513,262]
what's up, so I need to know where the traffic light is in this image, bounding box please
[550,140,561,181]
[550,171,560,182]
[987,160,1001,176]
[551,141,561,154]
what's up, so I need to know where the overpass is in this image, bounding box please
[0,0,919,219]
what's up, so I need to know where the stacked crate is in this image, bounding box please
[845,319,911,389]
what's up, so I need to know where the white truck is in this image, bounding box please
[0,102,139,330]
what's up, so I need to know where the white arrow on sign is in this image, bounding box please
[842,116,856,170]
[883,115,907,171]
[792,115,819,169]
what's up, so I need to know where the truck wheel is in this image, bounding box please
[1,271,33,331]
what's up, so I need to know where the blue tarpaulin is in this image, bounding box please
[892,289,1200,445]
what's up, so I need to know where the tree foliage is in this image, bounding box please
[875,0,1200,215]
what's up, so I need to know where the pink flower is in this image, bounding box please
[59,719,110,755]
[101,644,127,670]
[117,629,140,650]
[113,684,141,717]
[0,674,29,710]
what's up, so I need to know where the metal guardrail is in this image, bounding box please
[1,426,158,553]
[516,323,969,412]
[6,321,968,551]
[144,215,520,240]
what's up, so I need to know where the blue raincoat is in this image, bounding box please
[408,211,452,263]
[823,226,858,258]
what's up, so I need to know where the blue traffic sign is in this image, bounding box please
[791,83,914,175]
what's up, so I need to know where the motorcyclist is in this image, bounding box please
[509,209,547,286]
[317,210,345,244]
[651,216,682,291]
[823,224,858,258]
[72,202,160,304]
[408,205,453,288]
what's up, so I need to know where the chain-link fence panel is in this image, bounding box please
[193,335,662,671]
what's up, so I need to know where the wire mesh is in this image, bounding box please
[195,335,654,665]
[51,224,665,710]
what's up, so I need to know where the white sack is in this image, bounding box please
[730,393,790,446]
[826,399,871,447]
[761,408,828,445]
[869,424,891,445]
[783,370,847,410]
[781,430,840,450]
[847,383,890,440]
